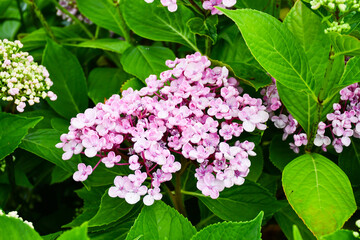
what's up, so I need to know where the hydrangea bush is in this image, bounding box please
[1,0,360,239]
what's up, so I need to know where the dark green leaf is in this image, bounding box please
[88,68,130,104]
[58,222,89,240]
[199,180,285,221]
[0,113,42,160]
[187,16,218,44]
[42,39,88,119]
[51,166,72,184]
[339,138,360,186]
[282,153,356,238]
[121,45,175,82]
[269,135,299,171]
[126,201,197,240]
[330,32,360,57]
[122,0,199,51]
[246,147,263,182]
[191,211,263,240]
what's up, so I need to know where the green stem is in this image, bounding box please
[52,0,94,39]
[28,0,56,41]
[180,190,204,198]
[95,26,100,39]
[205,36,211,56]
[115,3,132,43]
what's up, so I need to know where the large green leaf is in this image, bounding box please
[0,0,11,16]
[74,39,131,54]
[219,8,315,95]
[338,57,360,88]
[275,205,316,240]
[126,201,196,240]
[320,229,359,240]
[88,189,134,227]
[0,20,20,40]
[121,45,175,82]
[211,25,271,90]
[330,32,360,57]
[19,129,80,173]
[284,1,330,87]
[339,138,360,186]
[235,0,280,18]
[77,0,124,36]
[0,113,42,160]
[122,0,198,51]
[58,222,89,240]
[42,39,88,119]
[191,212,263,240]
[282,153,356,238]
[199,181,284,222]
[187,16,218,44]
[0,215,42,240]
[88,68,130,104]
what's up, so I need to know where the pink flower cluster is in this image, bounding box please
[143,0,237,14]
[57,52,268,205]
[262,79,360,153]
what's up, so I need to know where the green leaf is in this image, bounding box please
[338,57,360,88]
[269,135,298,171]
[77,0,123,36]
[0,0,11,16]
[211,25,271,90]
[88,189,134,227]
[42,39,88,119]
[0,113,42,160]
[320,229,359,240]
[58,222,89,240]
[0,20,20,40]
[282,153,357,238]
[51,166,72,184]
[64,187,106,228]
[121,78,145,92]
[0,215,42,240]
[235,0,280,18]
[51,118,70,133]
[88,68,130,104]
[199,181,285,222]
[284,1,330,85]
[121,45,175,82]
[293,225,304,240]
[191,211,263,240]
[246,147,263,182]
[19,129,80,173]
[126,201,197,240]
[330,32,360,57]
[74,39,131,54]
[274,205,316,240]
[187,16,218,44]
[122,0,198,51]
[219,8,315,94]
[276,81,318,135]
[339,138,360,186]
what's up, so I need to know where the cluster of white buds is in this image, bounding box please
[0,210,34,229]
[311,0,360,12]
[0,39,57,112]
[324,20,351,33]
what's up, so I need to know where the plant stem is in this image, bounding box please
[175,171,187,216]
[180,190,204,198]
[188,0,206,15]
[28,0,57,41]
[114,3,132,44]
[205,36,211,56]
[52,0,94,39]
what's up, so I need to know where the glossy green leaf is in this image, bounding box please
[330,32,360,57]
[77,0,124,36]
[88,68,130,104]
[293,225,304,240]
[187,16,218,44]
[199,181,284,221]
[75,39,131,54]
[88,189,134,227]
[269,135,298,171]
[121,45,175,83]
[219,8,315,94]
[275,205,316,240]
[339,138,360,186]
[42,39,88,119]
[19,129,80,173]
[211,25,271,90]
[235,0,280,18]
[126,201,197,240]
[284,1,330,85]
[282,153,356,238]
[58,222,89,240]
[122,0,198,51]
[320,229,359,240]
[191,211,263,240]
[0,215,42,240]
[0,113,42,160]
[338,57,360,88]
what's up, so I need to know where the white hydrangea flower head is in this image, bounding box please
[0,210,34,229]
[0,39,57,112]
